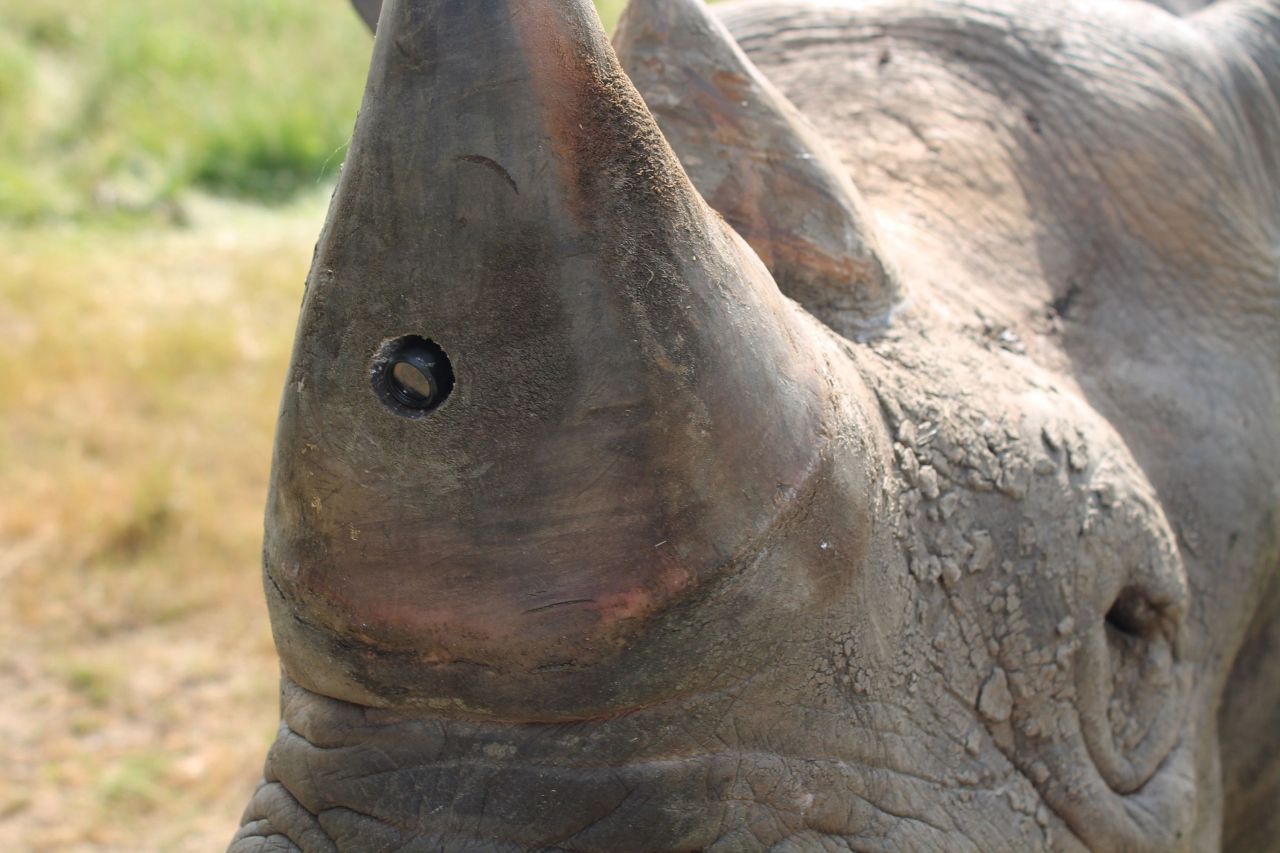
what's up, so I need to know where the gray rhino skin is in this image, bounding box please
[230,0,1279,850]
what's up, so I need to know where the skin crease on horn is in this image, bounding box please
[230,0,1278,851]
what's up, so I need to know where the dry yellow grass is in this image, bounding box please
[0,196,330,850]
[0,3,650,848]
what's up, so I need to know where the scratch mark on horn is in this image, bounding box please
[456,154,521,195]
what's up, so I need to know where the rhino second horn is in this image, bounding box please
[614,0,902,336]
[350,0,380,31]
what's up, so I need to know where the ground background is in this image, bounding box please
[0,1,626,849]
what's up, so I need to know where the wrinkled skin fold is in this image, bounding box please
[231,0,1279,850]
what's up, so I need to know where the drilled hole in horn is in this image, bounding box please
[372,336,454,416]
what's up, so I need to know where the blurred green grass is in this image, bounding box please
[1,2,631,847]
[0,0,629,225]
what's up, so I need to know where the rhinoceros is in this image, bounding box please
[228,0,1278,849]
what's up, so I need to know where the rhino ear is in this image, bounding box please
[350,0,380,32]
[1194,1,1280,199]
[614,0,902,335]
[1197,1,1279,73]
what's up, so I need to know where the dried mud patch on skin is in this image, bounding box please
[843,324,1191,846]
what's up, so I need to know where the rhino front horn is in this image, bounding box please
[263,0,847,720]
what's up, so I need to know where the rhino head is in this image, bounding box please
[231,0,1279,850]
